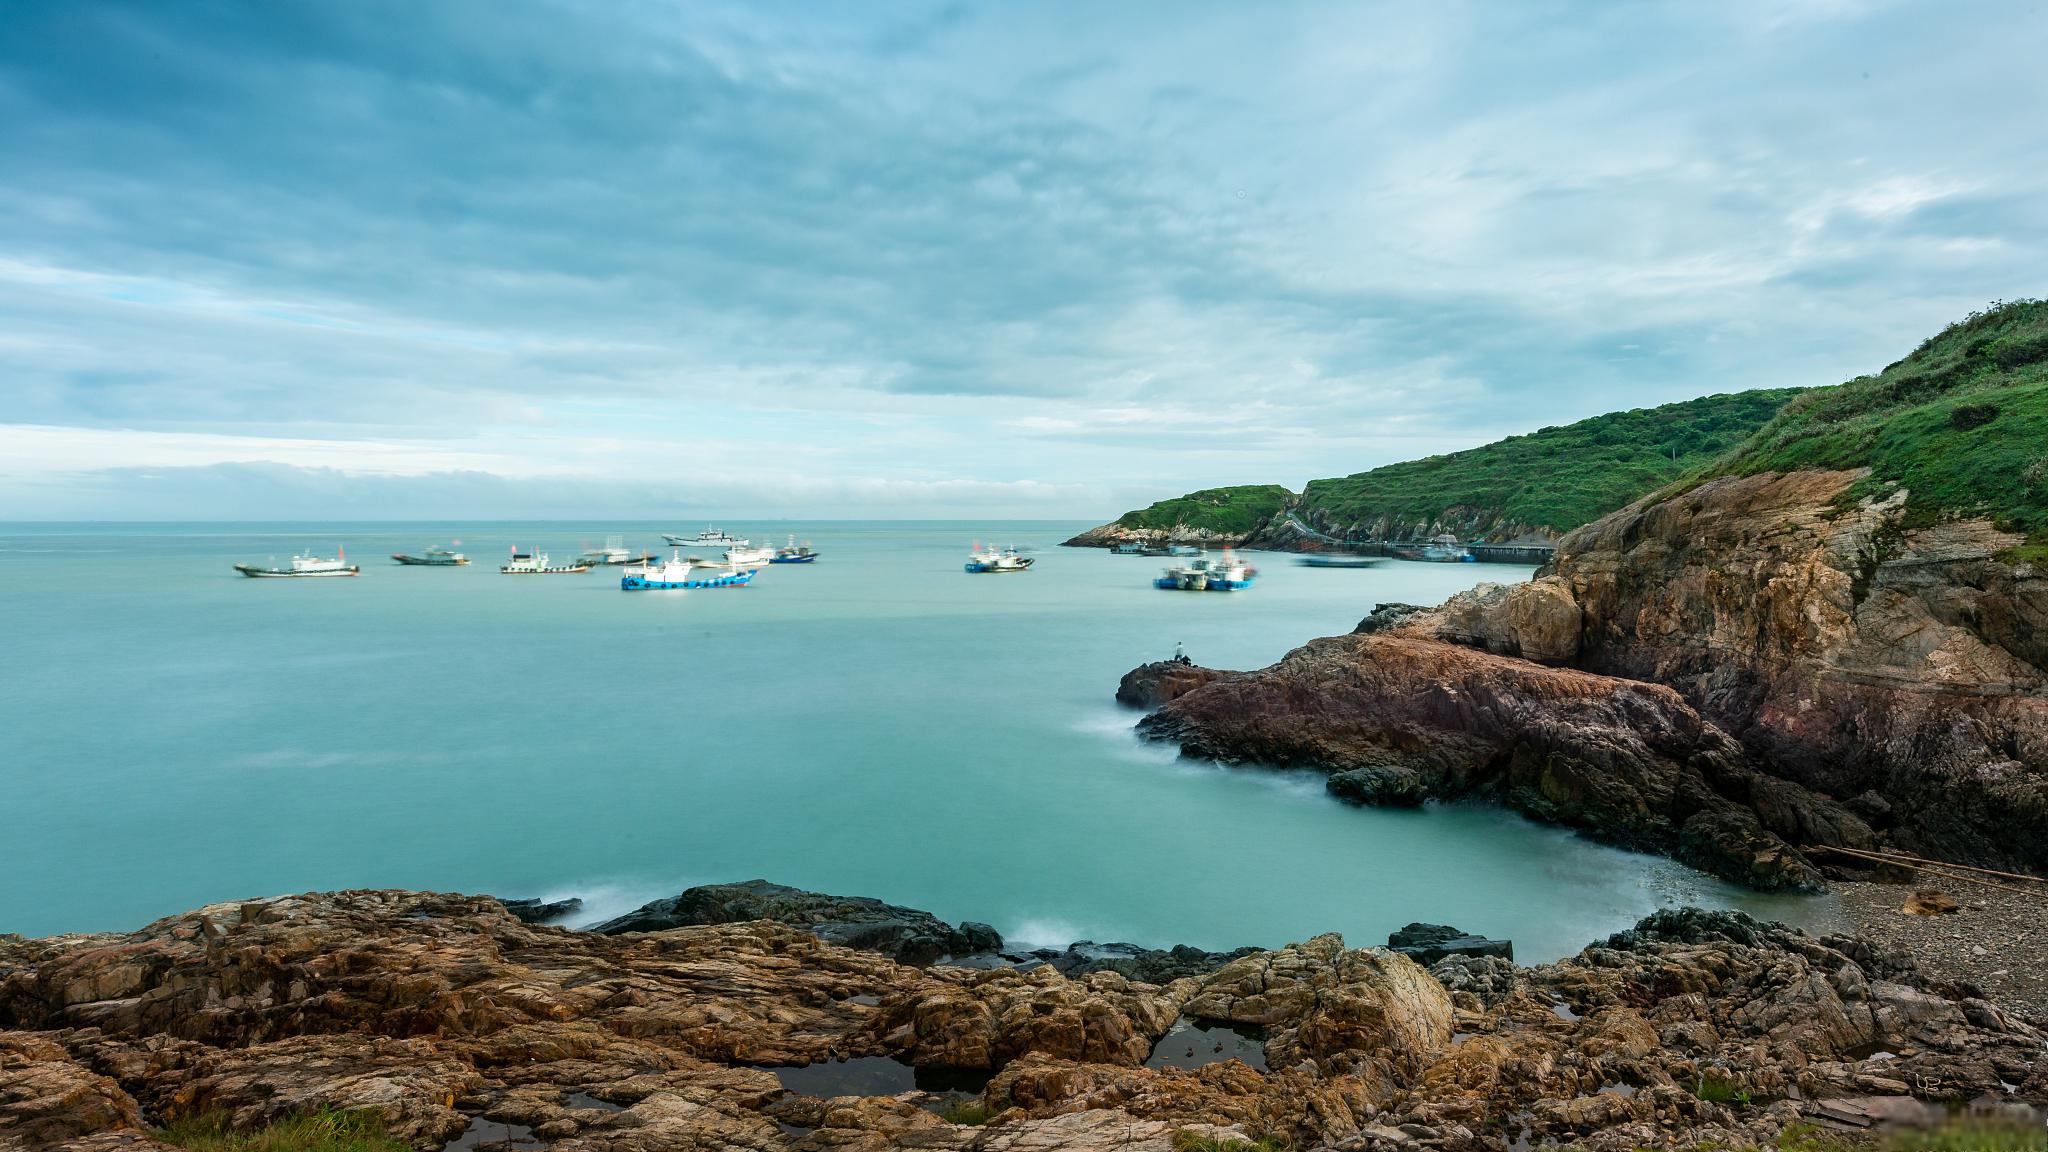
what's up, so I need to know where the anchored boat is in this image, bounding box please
[965,543,1033,573]
[1393,534,1475,563]
[723,542,777,566]
[234,549,359,578]
[576,535,656,567]
[663,527,748,548]
[770,536,820,563]
[391,545,468,566]
[1154,550,1256,591]
[1297,555,1381,569]
[620,551,757,590]
[501,548,590,575]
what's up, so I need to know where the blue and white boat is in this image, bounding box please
[1154,550,1256,591]
[965,543,1033,573]
[620,551,757,590]
[769,536,820,563]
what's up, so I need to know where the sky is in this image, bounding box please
[1,1,2045,520]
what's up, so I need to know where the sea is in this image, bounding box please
[0,521,1826,960]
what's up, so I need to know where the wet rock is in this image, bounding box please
[592,879,999,965]
[1386,924,1513,965]
[492,896,583,925]
[1326,764,1428,807]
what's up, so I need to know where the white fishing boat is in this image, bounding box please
[500,547,591,575]
[576,535,655,567]
[620,550,757,590]
[723,542,777,566]
[1155,549,1256,592]
[964,542,1033,573]
[234,549,360,578]
[663,527,749,548]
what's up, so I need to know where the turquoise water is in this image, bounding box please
[0,521,1823,959]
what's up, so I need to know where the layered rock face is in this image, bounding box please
[3,892,2039,1151]
[1137,633,1859,889]
[1125,468,2045,882]
[1459,470,2048,873]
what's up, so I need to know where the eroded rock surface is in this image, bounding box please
[593,879,1001,965]
[3,893,2038,1152]
[1137,633,1854,889]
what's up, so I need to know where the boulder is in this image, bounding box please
[1386,923,1513,965]
[592,879,999,965]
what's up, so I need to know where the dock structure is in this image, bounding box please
[1465,542,1557,565]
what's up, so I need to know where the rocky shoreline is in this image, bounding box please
[4,885,2043,1151]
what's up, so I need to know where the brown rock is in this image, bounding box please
[1903,889,1960,915]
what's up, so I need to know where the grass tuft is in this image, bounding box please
[939,1099,995,1126]
[157,1110,413,1152]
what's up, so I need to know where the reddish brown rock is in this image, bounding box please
[1136,634,1852,889]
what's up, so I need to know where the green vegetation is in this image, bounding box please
[1692,1071,1753,1107]
[1116,484,1296,536]
[1170,1131,1290,1152]
[1296,389,1801,538]
[1702,299,2048,553]
[157,1111,412,1152]
[939,1099,995,1125]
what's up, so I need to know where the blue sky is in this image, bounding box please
[2,0,2044,519]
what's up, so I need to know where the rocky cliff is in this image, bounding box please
[1446,468,2048,876]
[3,891,2041,1151]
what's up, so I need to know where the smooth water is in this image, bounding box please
[0,521,1823,959]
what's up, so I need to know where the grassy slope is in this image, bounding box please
[1115,484,1296,536]
[1700,299,2048,557]
[1296,390,1802,537]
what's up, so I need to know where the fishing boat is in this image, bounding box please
[391,545,468,566]
[1297,554,1381,569]
[234,549,359,578]
[576,535,656,567]
[1154,550,1256,591]
[1392,532,1474,561]
[964,543,1033,573]
[620,551,757,590]
[723,542,777,566]
[1110,541,1147,555]
[663,527,748,548]
[1165,544,1203,556]
[769,536,820,563]
[500,548,590,575]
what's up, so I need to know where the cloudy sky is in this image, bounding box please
[2,1,2044,519]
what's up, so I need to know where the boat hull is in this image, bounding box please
[391,554,468,566]
[768,554,818,563]
[235,565,359,578]
[965,560,1033,572]
[1154,576,1254,591]
[621,568,756,590]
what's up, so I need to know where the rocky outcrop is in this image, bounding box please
[1387,924,1513,966]
[6,892,2035,1151]
[1061,523,1262,550]
[1137,633,1864,889]
[1438,470,2048,875]
[594,879,1002,965]
[1116,660,1243,709]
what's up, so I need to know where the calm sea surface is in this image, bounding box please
[0,521,1825,959]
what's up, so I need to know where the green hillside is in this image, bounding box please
[1115,485,1295,535]
[1701,299,2048,558]
[1297,389,1803,537]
